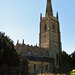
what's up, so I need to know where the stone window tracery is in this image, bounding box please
[33,51,38,56]
[27,50,31,55]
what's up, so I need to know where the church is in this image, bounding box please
[15,0,61,74]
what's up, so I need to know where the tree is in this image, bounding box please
[55,50,72,74]
[61,51,72,73]
[0,32,20,68]
[71,51,75,69]
[55,50,62,73]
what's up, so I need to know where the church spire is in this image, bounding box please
[46,0,53,17]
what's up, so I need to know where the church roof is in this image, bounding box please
[24,55,54,63]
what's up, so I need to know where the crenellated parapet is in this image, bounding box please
[15,39,51,58]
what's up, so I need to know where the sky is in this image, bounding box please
[0,0,75,54]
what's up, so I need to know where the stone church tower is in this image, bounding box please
[15,0,62,74]
[39,0,61,58]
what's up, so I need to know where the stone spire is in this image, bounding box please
[46,0,53,17]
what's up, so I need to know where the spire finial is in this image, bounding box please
[17,40,19,45]
[36,43,37,46]
[22,39,24,44]
[46,0,53,17]
[57,12,58,20]
[40,13,42,21]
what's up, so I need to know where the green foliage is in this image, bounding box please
[71,70,75,75]
[0,32,20,67]
[55,50,72,74]
[71,51,75,69]
[55,50,62,69]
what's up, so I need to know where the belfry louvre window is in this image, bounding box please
[44,24,47,31]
